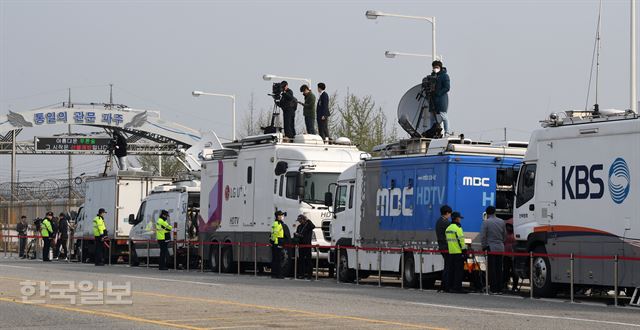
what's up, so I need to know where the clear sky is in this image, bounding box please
[0,0,638,182]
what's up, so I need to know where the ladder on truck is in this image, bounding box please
[630,288,640,306]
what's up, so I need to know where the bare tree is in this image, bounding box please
[135,155,186,177]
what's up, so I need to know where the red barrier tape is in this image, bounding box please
[4,234,640,261]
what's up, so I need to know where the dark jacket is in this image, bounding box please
[279,89,298,112]
[317,91,329,118]
[294,221,316,245]
[435,216,450,251]
[302,92,316,118]
[58,217,69,238]
[282,222,291,244]
[16,221,28,236]
[431,68,450,114]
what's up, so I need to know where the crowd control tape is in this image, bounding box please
[5,234,640,261]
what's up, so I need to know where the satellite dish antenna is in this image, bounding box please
[397,84,430,137]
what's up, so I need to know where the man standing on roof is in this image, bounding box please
[429,60,450,136]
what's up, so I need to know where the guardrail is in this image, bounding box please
[2,232,639,307]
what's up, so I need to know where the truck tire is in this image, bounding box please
[532,245,556,297]
[337,249,355,283]
[221,245,234,273]
[129,241,140,267]
[208,242,220,272]
[402,254,418,288]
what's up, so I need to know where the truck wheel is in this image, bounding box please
[402,254,418,288]
[129,241,140,267]
[337,249,355,283]
[532,246,556,297]
[208,242,220,272]
[221,245,234,273]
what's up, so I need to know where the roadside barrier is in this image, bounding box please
[3,234,640,307]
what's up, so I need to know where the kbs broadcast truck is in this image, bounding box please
[513,110,640,297]
[328,137,526,287]
[128,178,201,267]
[74,173,171,263]
[198,132,363,273]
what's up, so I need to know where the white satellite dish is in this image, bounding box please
[397,84,431,137]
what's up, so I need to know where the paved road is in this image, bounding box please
[0,258,639,329]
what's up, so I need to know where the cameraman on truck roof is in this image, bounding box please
[278,81,298,140]
[429,60,451,136]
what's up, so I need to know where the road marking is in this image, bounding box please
[0,296,206,330]
[136,291,444,329]
[0,264,34,270]
[120,275,222,286]
[408,302,640,327]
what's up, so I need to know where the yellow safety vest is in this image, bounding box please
[41,219,53,238]
[271,220,284,245]
[93,216,106,237]
[156,217,172,240]
[445,223,465,254]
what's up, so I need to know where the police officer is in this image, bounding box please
[41,212,54,262]
[445,212,467,293]
[270,210,285,278]
[93,208,107,266]
[156,210,173,271]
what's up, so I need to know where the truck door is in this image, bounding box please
[242,159,256,226]
[515,163,539,228]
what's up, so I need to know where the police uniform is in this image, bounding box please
[93,209,107,266]
[270,211,285,278]
[156,210,173,270]
[445,212,466,293]
[41,213,54,262]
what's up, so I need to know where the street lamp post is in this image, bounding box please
[385,50,442,60]
[262,74,311,88]
[366,10,437,63]
[192,90,236,141]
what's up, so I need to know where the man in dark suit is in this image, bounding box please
[316,82,330,141]
[279,81,298,139]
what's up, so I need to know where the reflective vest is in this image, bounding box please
[156,217,172,240]
[93,216,106,237]
[271,220,284,245]
[41,219,53,238]
[445,223,465,254]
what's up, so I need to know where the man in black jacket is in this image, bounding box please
[278,81,298,139]
[294,214,316,279]
[435,204,453,291]
[316,82,330,141]
[55,212,69,260]
[16,216,28,259]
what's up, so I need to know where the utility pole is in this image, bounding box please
[68,88,73,213]
[504,127,507,141]
[109,83,114,105]
[10,129,16,227]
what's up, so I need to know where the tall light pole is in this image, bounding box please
[192,90,236,141]
[366,10,437,63]
[385,50,442,60]
[262,74,311,88]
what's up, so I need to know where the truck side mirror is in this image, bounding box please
[128,214,136,225]
[324,192,333,207]
[296,172,305,200]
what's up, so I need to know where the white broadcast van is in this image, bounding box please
[513,110,640,297]
[198,132,362,273]
[128,178,200,267]
[74,173,172,263]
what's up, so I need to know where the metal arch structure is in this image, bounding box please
[0,102,203,155]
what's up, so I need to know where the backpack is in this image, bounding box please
[50,218,59,235]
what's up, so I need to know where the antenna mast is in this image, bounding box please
[594,0,603,116]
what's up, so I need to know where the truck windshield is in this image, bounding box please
[286,172,339,204]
